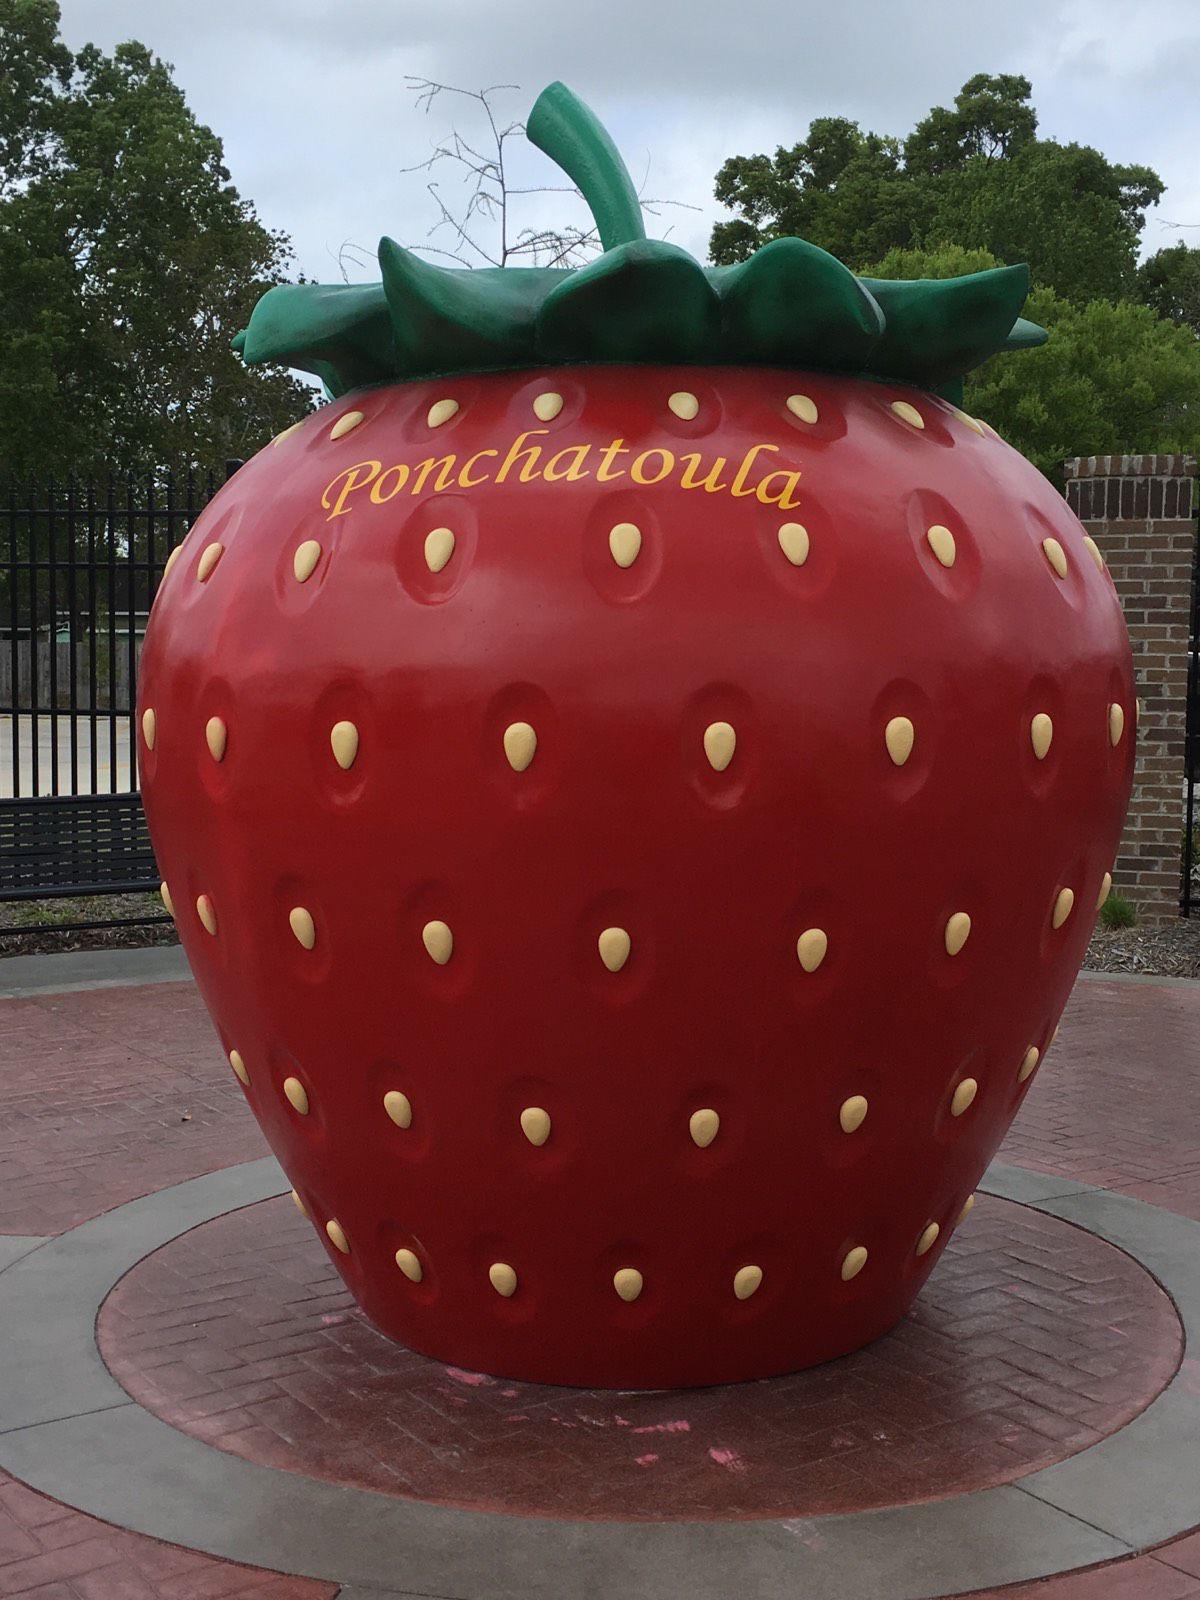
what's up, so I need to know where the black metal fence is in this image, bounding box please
[0,462,240,934]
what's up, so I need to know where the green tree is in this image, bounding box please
[711,117,929,269]
[903,72,1038,174]
[864,245,1200,478]
[711,75,1163,304]
[1138,242,1200,336]
[0,0,311,477]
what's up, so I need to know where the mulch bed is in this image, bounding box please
[1086,919,1200,980]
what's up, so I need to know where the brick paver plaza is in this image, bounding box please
[2,957,1200,1598]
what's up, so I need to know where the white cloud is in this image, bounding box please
[58,0,1200,278]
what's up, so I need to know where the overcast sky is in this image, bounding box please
[62,0,1200,283]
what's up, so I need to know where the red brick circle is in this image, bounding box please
[97,1192,1181,1520]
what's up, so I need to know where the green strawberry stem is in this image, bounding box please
[525,81,646,252]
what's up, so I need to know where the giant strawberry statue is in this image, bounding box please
[139,83,1133,1387]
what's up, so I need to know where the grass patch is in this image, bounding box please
[1099,890,1138,930]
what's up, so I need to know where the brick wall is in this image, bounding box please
[1063,454,1197,921]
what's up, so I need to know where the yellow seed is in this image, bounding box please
[689,1108,720,1148]
[613,1267,643,1302]
[945,912,971,956]
[228,1049,249,1086]
[777,522,809,566]
[422,919,453,965]
[1109,703,1125,747]
[926,525,956,567]
[289,907,316,950]
[330,720,359,770]
[141,708,156,749]
[163,545,182,580]
[668,390,700,421]
[958,1194,976,1225]
[786,394,818,424]
[489,1261,517,1297]
[533,391,563,422]
[890,400,924,429]
[916,1222,940,1257]
[953,409,986,436]
[703,721,736,772]
[273,420,305,446]
[1097,872,1112,910]
[503,722,537,772]
[885,716,915,767]
[520,1106,552,1146]
[293,540,321,583]
[205,716,227,763]
[1031,714,1053,760]
[427,397,459,428]
[733,1265,763,1300]
[424,527,455,574]
[839,1095,868,1134]
[383,1091,412,1129]
[291,1188,306,1215]
[598,926,631,972]
[395,1248,423,1283]
[1018,1046,1040,1084]
[196,894,217,936]
[329,409,364,441]
[197,542,224,582]
[950,1078,978,1117]
[1083,535,1105,572]
[283,1076,310,1115]
[1052,887,1075,929]
[326,1219,350,1254]
[1042,537,1068,579]
[841,1246,868,1281]
[160,881,175,918]
[796,927,828,973]
[608,522,642,568]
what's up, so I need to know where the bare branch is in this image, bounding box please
[394,80,692,271]
[327,239,373,283]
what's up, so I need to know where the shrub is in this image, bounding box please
[1099,890,1138,930]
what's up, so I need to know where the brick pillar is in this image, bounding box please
[1063,453,1197,921]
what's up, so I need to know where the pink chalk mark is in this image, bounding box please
[631,1419,690,1435]
[634,1453,660,1467]
[444,1366,492,1387]
[709,1446,748,1473]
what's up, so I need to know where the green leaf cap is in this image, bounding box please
[235,81,1047,400]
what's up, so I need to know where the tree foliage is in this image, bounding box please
[0,0,311,477]
[862,246,1200,478]
[1138,242,1200,337]
[714,75,1198,475]
[711,74,1164,304]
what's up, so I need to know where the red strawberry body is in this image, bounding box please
[139,364,1133,1387]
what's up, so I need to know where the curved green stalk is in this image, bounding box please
[525,80,646,251]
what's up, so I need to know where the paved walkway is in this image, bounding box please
[1,952,1199,1598]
